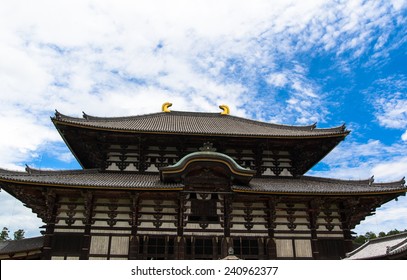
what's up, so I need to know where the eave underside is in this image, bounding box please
[53,123,347,176]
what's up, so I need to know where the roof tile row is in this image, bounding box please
[53,110,348,137]
[0,168,405,194]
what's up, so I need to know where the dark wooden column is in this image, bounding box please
[340,200,356,254]
[175,236,186,260]
[80,191,94,260]
[137,137,147,172]
[177,193,186,236]
[223,194,233,237]
[253,145,264,176]
[129,192,140,260]
[175,193,187,260]
[41,189,57,260]
[221,194,233,258]
[266,198,277,259]
[308,198,321,260]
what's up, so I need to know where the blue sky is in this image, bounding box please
[0,0,406,238]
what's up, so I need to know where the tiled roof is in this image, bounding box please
[233,176,406,195]
[52,110,348,138]
[0,168,182,190]
[0,168,405,194]
[0,236,44,255]
[345,232,407,259]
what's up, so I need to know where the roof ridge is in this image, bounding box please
[345,239,371,258]
[370,232,407,243]
[373,177,406,187]
[0,236,44,254]
[389,240,407,255]
[81,111,166,121]
[24,166,99,175]
[300,175,372,184]
[52,110,83,121]
[0,236,44,243]
[301,175,406,187]
[0,168,26,175]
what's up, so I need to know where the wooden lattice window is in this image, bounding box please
[233,238,260,259]
[144,236,174,260]
[185,237,214,259]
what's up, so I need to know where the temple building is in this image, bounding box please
[0,103,406,260]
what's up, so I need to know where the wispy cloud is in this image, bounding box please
[354,199,407,234]
[309,139,407,181]
[365,75,407,142]
[0,193,44,237]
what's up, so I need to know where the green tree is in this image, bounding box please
[13,229,25,240]
[353,235,366,244]
[378,231,386,238]
[364,231,377,240]
[387,229,400,236]
[0,227,10,241]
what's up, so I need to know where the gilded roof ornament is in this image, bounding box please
[219,104,230,115]
[162,102,172,113]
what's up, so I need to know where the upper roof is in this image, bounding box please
[345,232,407,260]
[52,110,348,138]
[0,167,405,195]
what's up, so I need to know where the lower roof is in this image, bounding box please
[345,232,407,260]
[0,167,405,195]
[0,236,44,255]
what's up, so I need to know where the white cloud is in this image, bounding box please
[354,197,407,234]
[0,109,61,168]
[376,96,407,129]
[309,138,407,235]
[371,156,407,180]
[309,139,407,181]
[0,192,44,237]
[369,75,407,130]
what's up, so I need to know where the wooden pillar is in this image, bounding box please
[175,236,186,260]
[223,194,232,238]
[177,193,186,236]
[41,190,57,260]
[129,193,140,260]
[266,238,277,259]
[340,201,355,254]
[258,238,265,260]
[212,237,218,260]
[221,237,232,259]
[266,198,277,259]
[175,194,187,260]
[80,191,94,260]
[308,199,321,260]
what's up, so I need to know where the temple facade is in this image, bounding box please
[0,104,405,260]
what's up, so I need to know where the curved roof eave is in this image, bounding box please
[0,168,405,195]
[51,110,350,139]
